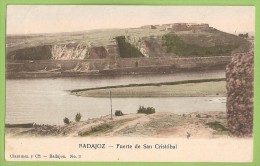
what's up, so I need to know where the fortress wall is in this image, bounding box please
[7,56,231,74]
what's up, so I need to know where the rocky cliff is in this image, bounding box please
[6,24,251,60]
[226,52,254,137]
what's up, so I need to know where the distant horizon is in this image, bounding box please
[5,25,255,36]
[7,6,255,35]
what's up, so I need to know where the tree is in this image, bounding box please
[63,117,70,125]
[75,112,82,122]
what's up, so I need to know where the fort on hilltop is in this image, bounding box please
[6,22,252,78]
[140,23,210,31]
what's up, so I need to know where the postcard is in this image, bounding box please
[2,4,256,163]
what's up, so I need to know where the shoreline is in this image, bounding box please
[6,56,231,79]
[70,79,226,98]
[5,111,234,138]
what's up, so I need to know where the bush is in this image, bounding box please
[217,49,223,54]
[137,106,156,114]
[79,123,113,136]
[161,33,238,56]
[75,112,82,122]
[63,117,70,125]
[115,110,123,116]
[206,121,228,131]
[190,51,198,55]
[205,50,212,55]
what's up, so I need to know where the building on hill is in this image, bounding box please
[189,23,209,29]
[140,23,210,31]
[171,23,190,31]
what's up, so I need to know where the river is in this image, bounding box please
[6,70,226,125]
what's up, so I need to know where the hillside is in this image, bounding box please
[6,23,251,60]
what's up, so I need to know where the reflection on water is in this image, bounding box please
[6,70,226,125]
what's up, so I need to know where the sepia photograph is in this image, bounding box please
[4,5,255,162]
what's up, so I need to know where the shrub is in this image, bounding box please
[217,49,223,54]
[75,112,82,122]
[115,110,123,116]
[161,33,238,57]
[196,114,201,118]
[137,106,156,114]
[206,121,228,131]
[79,123,113,136]
[190,51,198,55]
[63,117,70,125]
[205,50,212,55]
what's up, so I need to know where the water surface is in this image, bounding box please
[6,70,226,125]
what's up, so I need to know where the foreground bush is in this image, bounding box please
[115,110,123,116]
[63,117,70,125]
[137,106,156,114]
[79,123,113,136]
[75,112,82,122]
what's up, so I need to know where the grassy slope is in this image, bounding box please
[162,33,238,56]
[174,28,251,55]
[72,81,226,97]
[7,28,167,53]
[7,27,250,59]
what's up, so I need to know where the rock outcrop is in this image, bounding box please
[7,45,52,60]
[7,24,251,60]
[226,52,254,137]
[51,43,115,60]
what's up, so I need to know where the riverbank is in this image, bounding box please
[6,56,231,79]
[6,111,230,138]
[71,79,226,97]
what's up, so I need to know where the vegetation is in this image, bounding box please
[7,27,249,60]
[206,121,230,135]
[9,45,52,60]
[7,28,166,60]
[238,33,249,38]
[116,36,144,58]
[115,110,124,116]
[206,121,228,131]
[79,123,113,136]
[75,112,82,122]
[137,106,156,114]
[162,34,238,57]
[63,117,70,125]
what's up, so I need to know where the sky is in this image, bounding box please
[7,5,255,35]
